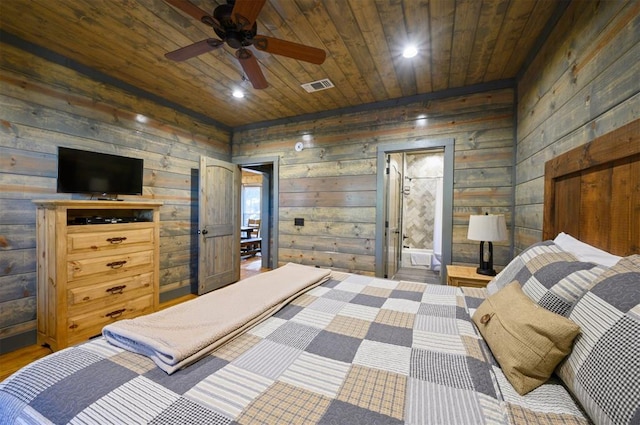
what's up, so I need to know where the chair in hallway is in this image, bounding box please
[247,218,261,237]
[241,218,261,257]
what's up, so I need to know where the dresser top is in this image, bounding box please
[33,200,163,208]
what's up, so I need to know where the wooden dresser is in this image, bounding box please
[33,200,162,351]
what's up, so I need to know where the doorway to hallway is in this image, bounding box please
[235,156,279,271]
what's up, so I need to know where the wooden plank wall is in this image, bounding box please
[0,43,230,352]
[233,88,515,274]
[515,0,640,251]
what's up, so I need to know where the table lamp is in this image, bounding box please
[467,214,507,276]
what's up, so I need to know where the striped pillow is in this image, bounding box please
[487,241,608,316]
[556,255,640,425]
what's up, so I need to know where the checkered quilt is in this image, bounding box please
[0,272,590,424]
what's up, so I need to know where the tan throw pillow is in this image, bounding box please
[472,281,580,395]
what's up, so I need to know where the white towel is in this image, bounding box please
[410,252,430,266]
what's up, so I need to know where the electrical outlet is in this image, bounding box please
[294,218,304,226]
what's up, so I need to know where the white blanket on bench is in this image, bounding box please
[103,263,331,374]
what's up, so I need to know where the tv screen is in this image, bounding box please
[57,147,144,197]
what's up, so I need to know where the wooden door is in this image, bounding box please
[198,156,240,294]
[384,154,403,278]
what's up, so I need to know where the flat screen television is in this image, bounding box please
[57,147,144,198]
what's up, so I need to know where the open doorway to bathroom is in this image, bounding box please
[375,138,453,285]
[391,150,444,283]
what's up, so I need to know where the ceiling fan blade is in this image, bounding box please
[165,39,224,61]
[164,0,209,22]
[253,36,326,65]
[164,0,224,31]
[232,0,266,29]
[236,49,268,89]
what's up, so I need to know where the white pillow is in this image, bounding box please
[553,232,621,267]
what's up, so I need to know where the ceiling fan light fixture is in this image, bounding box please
[163,0,326,90]
[232,89,245,98]
[402,45,418,58]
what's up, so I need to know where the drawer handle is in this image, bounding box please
[106,260,127,269]
[106,285,127,295]
[107,237,127,244]
[106,308,126,319]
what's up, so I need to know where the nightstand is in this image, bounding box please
[446,265,494,288]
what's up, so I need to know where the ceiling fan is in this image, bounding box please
[163,0,327,89]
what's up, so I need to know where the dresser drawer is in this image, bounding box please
[67,226,154,255]
[67,250,154,282]
[448,277,490,288]
[66,293,154,346]
[68,272,154,309]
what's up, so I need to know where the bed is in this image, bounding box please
[1,120,638,425]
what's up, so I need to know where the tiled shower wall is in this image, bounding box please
[402,151,444,249]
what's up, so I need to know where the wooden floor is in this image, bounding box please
[0,256,268,381]
[392,266,442,284]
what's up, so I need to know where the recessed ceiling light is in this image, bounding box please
[232,89,245,98]
[135,114,148,123]
[402,45,418,58]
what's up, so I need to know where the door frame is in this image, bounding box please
[375,138,454,283]
[234,156,280,269]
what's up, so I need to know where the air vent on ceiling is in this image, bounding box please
[301,78,334,93]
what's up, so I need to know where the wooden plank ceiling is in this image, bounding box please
[0,0,558,129]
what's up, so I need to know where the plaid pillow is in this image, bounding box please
[487,241,608,316]
[556,255,640,425]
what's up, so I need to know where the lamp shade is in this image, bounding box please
[467,214,507,242]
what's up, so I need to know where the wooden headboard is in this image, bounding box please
[543,118,640,256]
